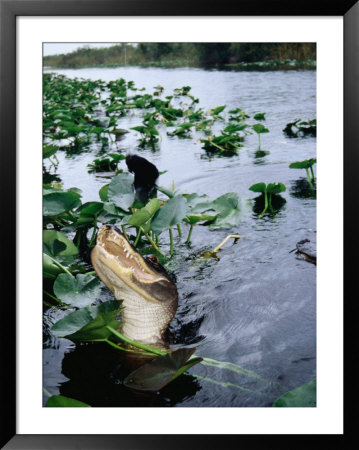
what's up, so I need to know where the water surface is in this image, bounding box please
[43,66,316,407]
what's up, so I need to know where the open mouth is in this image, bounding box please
[93,226,166,284]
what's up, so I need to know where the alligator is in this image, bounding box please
[91,225,178,346]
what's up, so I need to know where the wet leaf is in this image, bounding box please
[43,190,82,216]
[46,395,90,407]
[151,195,188,235]
[99,184,109,202]
[289,158,316,169]
[208,193,250,229]
[253,113,266,120]
[43,230,78,256]
[127,198,161,227]
[252,123,269,134]
[43,253,63,278]
[273,379,316,407]
[123,348,202,391]
[267,182,286,195]
[75,201,104,217]
[43,239,66,257]
[107,172,135,211]
[53,273,101,308]
[249,182,267,193]
[210,105,226,116]
[51,300,121,341]
[43,144,58,159]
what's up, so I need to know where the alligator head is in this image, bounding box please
[91,225,178,345]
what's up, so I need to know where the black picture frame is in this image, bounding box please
[1,0,356,448]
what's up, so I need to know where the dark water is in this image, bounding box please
[43,66,316,407]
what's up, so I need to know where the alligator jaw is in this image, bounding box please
[91,226,174,305]
[90,226,178,344]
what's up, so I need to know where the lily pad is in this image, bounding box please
[43,253,64,278]
[43,144,59,159]
[208,193,251,229]
[127,198,161,227]
[43,230,78,256]
[249,182,267,193]
[99,184,109,202]
[273,379,316,407]
[51,300,122,341]
[107,172,135,211]
[151,195,188,235]
[46,395,90,407]
[252,123,269,134]
[123,348,203,391]
[53,273,102,308]
[75,201,104,217]
[267,182,286,195]
[43,190,82,216]
[289,158,317,169]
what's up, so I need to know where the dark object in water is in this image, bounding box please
[293,239,316,265]
[126,154,159,203]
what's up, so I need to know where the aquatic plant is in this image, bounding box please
[289,158,316,189]
[87,153,125,173]
[283,118,316,138]
[272,379,316,407]
[249,182,286,217]
[252,123,269,150]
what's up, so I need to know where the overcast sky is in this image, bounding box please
[43,43,120,56]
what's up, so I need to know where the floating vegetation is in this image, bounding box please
[283,119,316,138]
[87,153,125,173]
[249,182,286,217]
[252,123,269,150]
[289,158,316,189]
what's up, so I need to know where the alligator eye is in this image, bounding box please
[147,255,159,264]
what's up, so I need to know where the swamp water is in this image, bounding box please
[43,66,316,407]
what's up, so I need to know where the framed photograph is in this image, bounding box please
[1,0,356,448]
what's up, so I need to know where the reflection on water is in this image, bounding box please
[43,66,316,407]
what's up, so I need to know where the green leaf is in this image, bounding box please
[252,123,269,134]
[183,214,216,225]
[267,182,286,195]
[289,158,317,169]
[123,348,202,391]
[208,193,250,229]
[127,198,161,227]
[75,201,104,217]
[151,195,188,235]
[185,193,213,213]
[210,105,226,116]
[43,191,82,216]
[249,182,267,193]
[51,300,122,341]
[223,123,247,134]
[108,153,126,162]
[273,379,316,407]
[43,230,78,256]
[43,239,66,257]
[99,184,109,202]
[53,273,102,308]
[43,253,63,278]
[107,173,135,211]
[46,395,90,407]
[253,113,266,120]
[43,144,59,159]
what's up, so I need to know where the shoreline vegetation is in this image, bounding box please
[44,43,316,70]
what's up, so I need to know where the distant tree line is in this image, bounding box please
[43,43,316,68]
